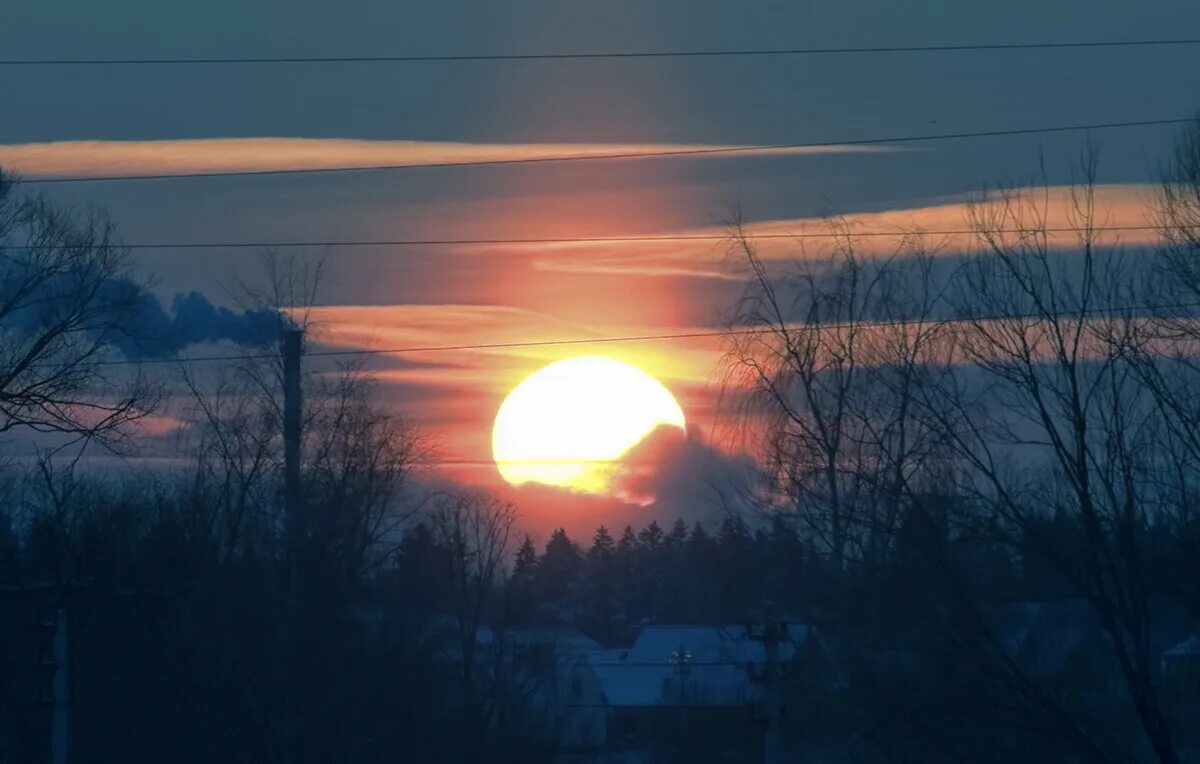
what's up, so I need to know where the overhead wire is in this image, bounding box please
[33,299,1200,369]
[4,38,1200,66]
[4,224,1197,252]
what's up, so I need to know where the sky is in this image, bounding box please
[3,1,1200,535]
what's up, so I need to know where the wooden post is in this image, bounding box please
[282,328,304,764]
[282,329,304,601]
[51,609,68,764]
[762,621,785,764]
[749,615,787,764]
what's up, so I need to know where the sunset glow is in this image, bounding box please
[491,357,686,494]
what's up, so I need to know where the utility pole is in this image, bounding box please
[282,328,304,604]
[50,609,68,764]
[749,616,787,764]
[763,620,785,764]
[669,645,693,760]
[282,328,304,764]
[7,583,70,762]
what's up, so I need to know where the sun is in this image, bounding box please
[492,356,686,494]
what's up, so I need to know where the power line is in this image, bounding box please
[4,224,1194,252]
[4,38,1199,66]
[450,458,663,465]
[46,298,1200,369]
[559,706,734,710]
[16,118,1191,185]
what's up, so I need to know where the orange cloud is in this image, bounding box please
[304,303,721,389]
[509,184,1162,280]
[0,137,899,178]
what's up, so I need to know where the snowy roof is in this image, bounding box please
[1163,634,1200,658]
[1001,600,1195,677]
[432,623,600,664]
[629,624,812,665]
[493,627,601,652]
[587,624,815,708]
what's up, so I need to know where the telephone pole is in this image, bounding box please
[50,609,68,764]
[6,582,70,762]
[282,328,304,604]
[282,328,304,764]
[749,616,787,764]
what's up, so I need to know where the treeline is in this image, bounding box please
[397,508,1191,642]
[390,503,1197,762]
[396,516,815,639]
[2,469,1193,763]
[0,467,485,763]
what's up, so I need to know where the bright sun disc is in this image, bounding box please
[492,356,685,494]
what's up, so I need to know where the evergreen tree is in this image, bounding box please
[718,515,749,547]
[766,516,807,612]
[585,526,619,643]
[688,521,714,552]
[632,521,667,620]
[393,522,446,614]
[613,525,639,622]
[507,534,539,623]
[687,522,721,620]
[715,516,759,619]
[638,520,664,550]
[666,518,689,550]
[617,525,639,555]
[588,525,616,562]
[514,534,538,580]
[534,528,582,616]
[659,518,693,621]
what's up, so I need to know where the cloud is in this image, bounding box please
[0,137,899,179]
[0,253,284,360]
[742,184,1160,256]
[116,290,283,359]
[447,425,758,541]
[612,425,759,515]
[303,303,719,388]
[510,183,1161,280]
[304,303,591,353]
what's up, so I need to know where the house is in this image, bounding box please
[559,623,823,758]
[426,617,600,669]
[424,617,604,734]
[1161,634,1200,682]
[1161,634,1200,758]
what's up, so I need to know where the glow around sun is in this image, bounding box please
[492,356,686,494]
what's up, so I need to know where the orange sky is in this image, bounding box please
[3,0,1197,543]
[3,134,1179,536]
[263,175,1170,540]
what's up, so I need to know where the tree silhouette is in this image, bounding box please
[0,171,158,444]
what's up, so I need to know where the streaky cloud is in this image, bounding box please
[0,137,901,179]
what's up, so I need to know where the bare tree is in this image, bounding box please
[178,362,279,562]
[177,253,426,575]
[931,148,1181,763]
[0,171,158,444]
[1154,116,1200,312]
[844,240,954,560]
[722,147,1189,759]
[431,490,518,750]
[1142,117,1200,601]
[723,218,878,569]
[722,216,949,569]
[303,362,426,578]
